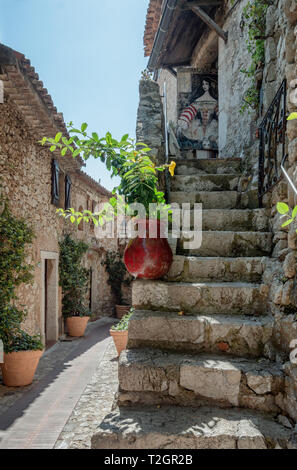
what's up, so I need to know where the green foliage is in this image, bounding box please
[59,234,90,318]
[240,0,272,113]
[111,309,134,331]
[0,196,43,353]
[40,125,175,225]
[276,202,297,232]
[101,251,131,305]
[288,113,297,121]
[4,330,44,353]
[141,69,153,81]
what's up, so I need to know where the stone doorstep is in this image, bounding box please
[178,231,273,257]
[91,406,292,449]
[175,158,242,176]
[184,209,269,232]
[118,349,284,411]
[127,311,273,358]
[170,191,241,209]
[166,255,267,283]
[132,280,268,315]
[171,174,240,192]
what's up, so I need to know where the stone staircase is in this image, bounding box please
[92,157,293,449]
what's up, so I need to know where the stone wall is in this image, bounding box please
[259,0,297,422]
[218,0,257,157]
[136,78,164,163]
[0,94,120,340]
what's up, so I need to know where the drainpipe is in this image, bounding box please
[147,0,179,71]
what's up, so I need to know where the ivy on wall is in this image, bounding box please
[239,0,272,113]
[101,251,131,306]
[0,194,43,352]
[59,234,90,318]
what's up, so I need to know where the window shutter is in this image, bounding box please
[65,175,72,210]
[51,159,60,206]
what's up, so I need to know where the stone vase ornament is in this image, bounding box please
[66,316,89,337]
[124,219,173,280]
[1,349,44,387]
[110,329,128,356]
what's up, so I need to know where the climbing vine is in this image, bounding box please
[0,195,43,352]
[59,234,90,317]
[101,251,131,306]
[240,0,272,113]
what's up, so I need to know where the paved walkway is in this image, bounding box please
[0,317,117,449]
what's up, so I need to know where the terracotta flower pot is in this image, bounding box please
[115,305,131,319]
[66,316,89,337]
[1,349,44,387]
[110,329,128,356]
[124,219,173,279]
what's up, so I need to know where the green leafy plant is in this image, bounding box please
[59,234,91,318]
[288,113,297,121]
[111,309,134,331]
[0,195,43,353]
[240,0,272,113]
[40,123,176,225]
[101,251,131,306]
[4,330,43,354]
[276,202,297,231]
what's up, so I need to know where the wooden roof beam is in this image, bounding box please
[188,4,228,42]
[182,0,224,6]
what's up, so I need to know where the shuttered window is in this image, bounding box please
[65,175,72,210]
[51,159,60,206]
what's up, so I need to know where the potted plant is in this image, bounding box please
[110,309,133,356]
[59,235,91,337]
[42,122,176,279]
[1,322,44,387]
[102,251,131,318]
[0,198,44,387]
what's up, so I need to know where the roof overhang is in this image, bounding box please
[147,0,224,71]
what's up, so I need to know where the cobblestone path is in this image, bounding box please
[0,317,117,449]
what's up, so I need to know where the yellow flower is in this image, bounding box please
[168,161,176,177]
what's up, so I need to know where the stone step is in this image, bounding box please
[178,231,272,257]
[91,406,291,449]
[171,174,239,192]
[166,255,267,282]
[175,158,242,175]
[170,190,241,209]
[127,311,273,358]
[117,349,284,413]
[182,209,269,232]
[132,280,268,315]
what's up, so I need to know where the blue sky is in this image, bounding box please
[0,0,150,190]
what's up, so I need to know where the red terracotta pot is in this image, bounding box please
[124,219,173,280]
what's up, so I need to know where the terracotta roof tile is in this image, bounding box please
[144,0,163,57]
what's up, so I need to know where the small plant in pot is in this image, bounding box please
[110,309,133,356]
[1,320,44,387]
[102,251,131,319]
[0,198,44,387]
[59,235,91,337]
[42,122,176,279]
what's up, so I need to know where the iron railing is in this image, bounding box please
[258,79,287,206]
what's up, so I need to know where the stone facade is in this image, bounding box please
[92,1,297,448]
[0,45,125,344]
[141,0,297,423]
